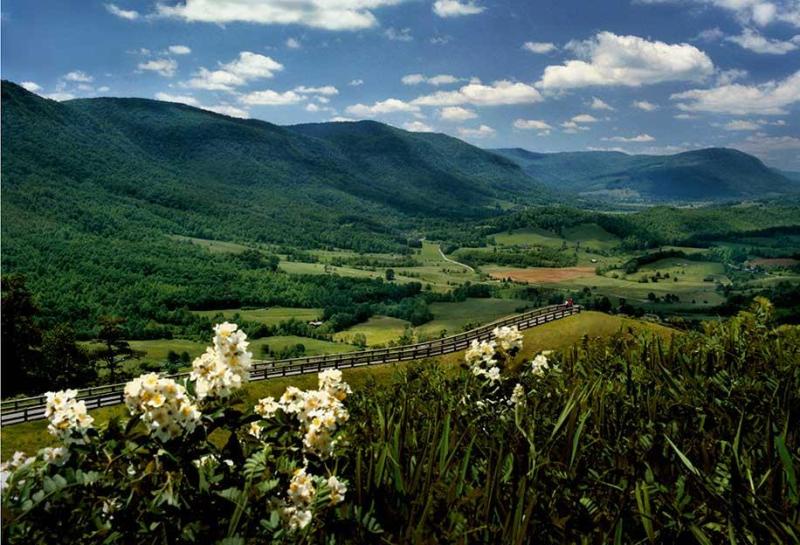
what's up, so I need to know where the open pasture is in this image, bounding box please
[333,316,411,346]
[193,306,323,326]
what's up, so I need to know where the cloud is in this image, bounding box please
[97,86,111,93]
[413,80,543,106]
[138,58,178,77]
[349,79,364,86]
[538,31,714,90]
[168,45,192,55]
[632,100,659,111]
[726,28,800,54]
[735,135,800,154]
[458,124,496,138]
[603,133,656,142]
[438,106,477,121]
[330,116,357,122]
[402,73,460,86]
[513,119,553,130]
[155,0,403,31]
[433,0,485,17]
[44,92,77,101]
[205,104,250,118]
[723,120,761,130]
[671,70,800,114]
[20,81,42,92]
[286,37,301,49]
[239,89,304,106]
[64,71,93,83]
[674,113,697,119]
[590,97,614,110]
[649,0,800,28]
[346,98,419,117]
[523,41,557,54]
[571,113,599,123]
[720,118,787,130]
[430,35,453,45]
[155,92,200,105]
[384,27,412,41]
[403,120,435,132]
[186,51,283,91]
[695,27,725,42]
[716,68,748,85]
[293,85,339,95]
[105,3,139,20]
[305,102,335,113]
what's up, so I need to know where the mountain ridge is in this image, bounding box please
[492,146,797,202]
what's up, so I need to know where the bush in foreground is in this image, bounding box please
[2,299,799,544]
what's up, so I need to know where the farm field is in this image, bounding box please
[0,311,674,458]
[192,306,323,326]
[492,223,620,251]
[333,316,411,346]
[416,297,525,338]
[488,266,596,283]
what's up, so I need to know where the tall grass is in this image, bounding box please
[344,298,799,543]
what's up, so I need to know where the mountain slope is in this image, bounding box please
[493,147,797,202]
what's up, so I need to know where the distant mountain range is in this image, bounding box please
[492,147,798,203]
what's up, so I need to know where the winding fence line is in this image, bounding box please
[0,303,580,425]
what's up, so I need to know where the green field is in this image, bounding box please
[416,298,524,338]
[334,316,411,346]
[248,335,357,358]
[193,307,323,326]
[167,235,252,254]
[493,223,620,251]
[0,311,674,458]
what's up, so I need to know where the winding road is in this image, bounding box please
[438,247,475,273]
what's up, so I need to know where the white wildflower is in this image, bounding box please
[190,322,252,399]
[288,467,316,506]
[493,325,523,352]
[124,373,200,441]
[254,396,280,418]
[510,383,526,407]
[41,446,70,466]
[45,389,94,445]
[486,366,502,383]
[465,339,496,367]
[327,475,347,505]
[248,421,262,439]
[531,353,550,376]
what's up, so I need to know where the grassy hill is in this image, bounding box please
[493,147,797,202]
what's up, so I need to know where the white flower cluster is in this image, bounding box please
[190,322,252,399]
[1,451,35,492]
[45,389,94,444]
[41,446,71,467]
[256,369,351,458]
[531,353,551,376]
[465,339,501,382]
[492,325,523,352]
[124,373,201,441]
[281,468,347,531]
[510,383,526,408]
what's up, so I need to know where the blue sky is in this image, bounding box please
[2,0,799,169]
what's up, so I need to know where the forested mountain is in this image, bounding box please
[0,80,548,332]
[493,147,797,202]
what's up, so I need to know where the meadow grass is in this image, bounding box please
[416,298,525,338]
[0,311,672,458]
[333,316,411,346]
[167,235,251,254]
[192,306,323,326]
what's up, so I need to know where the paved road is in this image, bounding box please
[1,304,580,425]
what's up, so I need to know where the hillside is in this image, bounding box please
[0,80,550,330]
[493,147,797,202]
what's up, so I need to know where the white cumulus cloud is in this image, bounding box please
[402,73,460,86]
[293,85,339,95]
[523,41,557,54]
[186,51,283,91]
[64,71,94,83]
[168,45,192,55]
[603,133,656,142]
[590,97,614,110]
[403,120,435,132]
[156,0,403,31]
[438,106,477,121]
[458,124,496,138]
[632,100,659,111]
[726,28,800,54]
[21,81,42,92]
[346,98,420,117]
[239,89,304,106]
[286,37,301,49]
[671,70,800,114]
[433,0,485,17]
[538,31,714,90]
[513,119,553,130]
[106,3,139,20]
[155,92,200,105]
[138,59,178,77]
[413,80,543,106]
